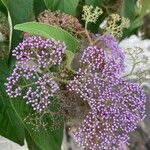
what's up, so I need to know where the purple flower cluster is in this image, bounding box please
[68,36,146,149]
[5,32,146,149]
[5,66,35,98]
[74,111,129,150]
[73,79,146,150]
[13,35,66,68]
[23,74,59,111]
[80,46,105,71]
[6,35,66,111]
[101,33,125,73]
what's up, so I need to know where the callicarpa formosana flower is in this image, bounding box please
[12,35,66,69]
[23,74,59,111]
[5,5,147,150]
[6,35,66,111]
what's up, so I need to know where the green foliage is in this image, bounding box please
[85,0,103,6]
[25,130,42,150]
[121,0,150,38]
[11,92,63,150]
[65,50,75,70]
[33,0,47,18]
[44,0,79,16]
[16,100,62,150]
[139,0,150,19]
[121,0,136,21]
[1,0,34,65]
[1,0,33,25]
[0,57,25,145]
[0,0,7,15]
[14,22,79,53]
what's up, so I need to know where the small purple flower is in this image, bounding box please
[74,111,129,150]
[101,60,123,81]
[80,46,105,71]
[68,57,146,149]
[72,78,146,149]
[13,35,66,69]
[23,74,59,112]
[5,66,35,98]
[101,33,125,72]
[5,35,65,111]
[5,32,146,150]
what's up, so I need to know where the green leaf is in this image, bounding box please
[140,0,150,19]
[1,0,33,62]
[85,0,103,6]
[43,0,60,11]
[25,130,42,150]
[0,0,7,15]
[12,99,63,150]
[1,0,33,25]
[65,50,75,70]
[121,0,136,21]
[14,22,79,53]
[121,0,150,38]
[121,0,138,38]
[0,59,25,145]
[33,0,46,18]
[44,0,79,16]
